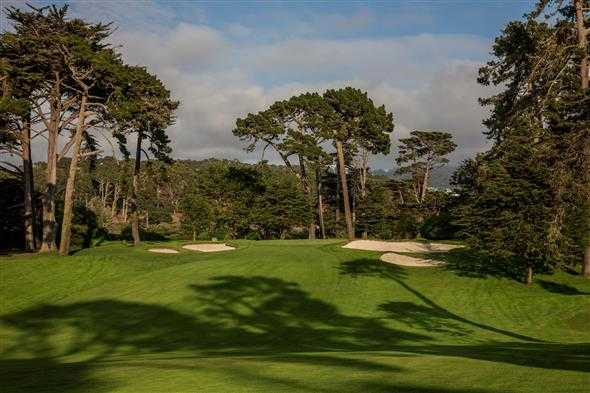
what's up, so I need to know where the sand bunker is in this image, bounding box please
[147,248,179,254]
[182,243,235,252]
[343,240,461,253]
[344,240,461,268]
[380,253,443,267]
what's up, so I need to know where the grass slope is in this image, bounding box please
[1,240,589,393]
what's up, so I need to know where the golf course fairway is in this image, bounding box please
[1,240,588,392]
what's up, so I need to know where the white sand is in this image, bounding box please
[344,240,460,268]
[182,243,235,252]
[342,240,461,253]
[147,248,179,254]
[380,252,444,267]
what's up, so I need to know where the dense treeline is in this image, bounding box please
[1,4,458,252]
[0,156,458,248]
[452,0,589,282]
[0,4,178,254]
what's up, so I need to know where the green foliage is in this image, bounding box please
[397,131,456,170]
[180,193,212,240]
[109,65,179,160]
[454,4,589,280]
[354,177,392,237]
[420,212,459,240]
[323,86,393,153]
[396,130,456,206]
[250,168,312,239]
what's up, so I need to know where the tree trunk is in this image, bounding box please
[111,185,118,218]
[335,163,341,232]
[21,114,36,250]
[582,245,590,277]
[59,93,88,256]
[308,223,316,240]
[575,0,589,90]
[336,141,354,241]
[130,131,143,246]
[297,154,316,240]
[317,169,326,239]
[351,189,356,233]
[40,101,60,252]
[358,149,368,240]
[122,198,128,223]
[420,164,430,204]
[575,0,590,277]
[525,265,533,286]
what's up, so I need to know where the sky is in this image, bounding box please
[1,0,536,168]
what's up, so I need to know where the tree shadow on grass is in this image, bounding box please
[0,276,425,392]
[338,258,544,343]
[378,302,471,337]
[1,274,588,392]
[432,248,524,281]
[0,359,114,393]
[397,342,590,374]
[410,249,589,297]
[537,279,590,296]
[338,258,590,373]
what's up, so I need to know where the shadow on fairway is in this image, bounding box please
[537,279,590,296]
[1,273,588,392]
[339,258,544,343]
[0,275,423,392]
[432,248,525,280]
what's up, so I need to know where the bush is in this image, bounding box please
[120,225,168,241]
[389,213,420,240]
[420,212,459,240]
[245,231,261,240]
[70,203,100,249]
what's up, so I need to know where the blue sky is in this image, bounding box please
[3,0,537,167]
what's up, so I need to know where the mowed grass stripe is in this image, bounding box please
[1,240,589,393]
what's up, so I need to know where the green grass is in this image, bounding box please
[1,240,589,393]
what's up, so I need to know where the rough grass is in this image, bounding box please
[1,240,589,393]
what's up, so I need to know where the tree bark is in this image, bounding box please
[308,223,316,240]
[575,0,590,277]
[336,141,354,241]
[358,149,368,240]
[420,164,430,204]
[130,131,143,246]
[525,265,533,286]
[317,169,326,239]
[111,185,118,218]
[59,93,88,256]
[583,247,590,278]
[575,0,589,90]
[297,154,316,240]
[40,92,60,252]
[335,162,341,231]
[22,113,36,251]
[122,198,128,223]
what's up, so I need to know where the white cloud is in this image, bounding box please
[111,26,492,167]
[4,1,495,169]
[115,23,228,70]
